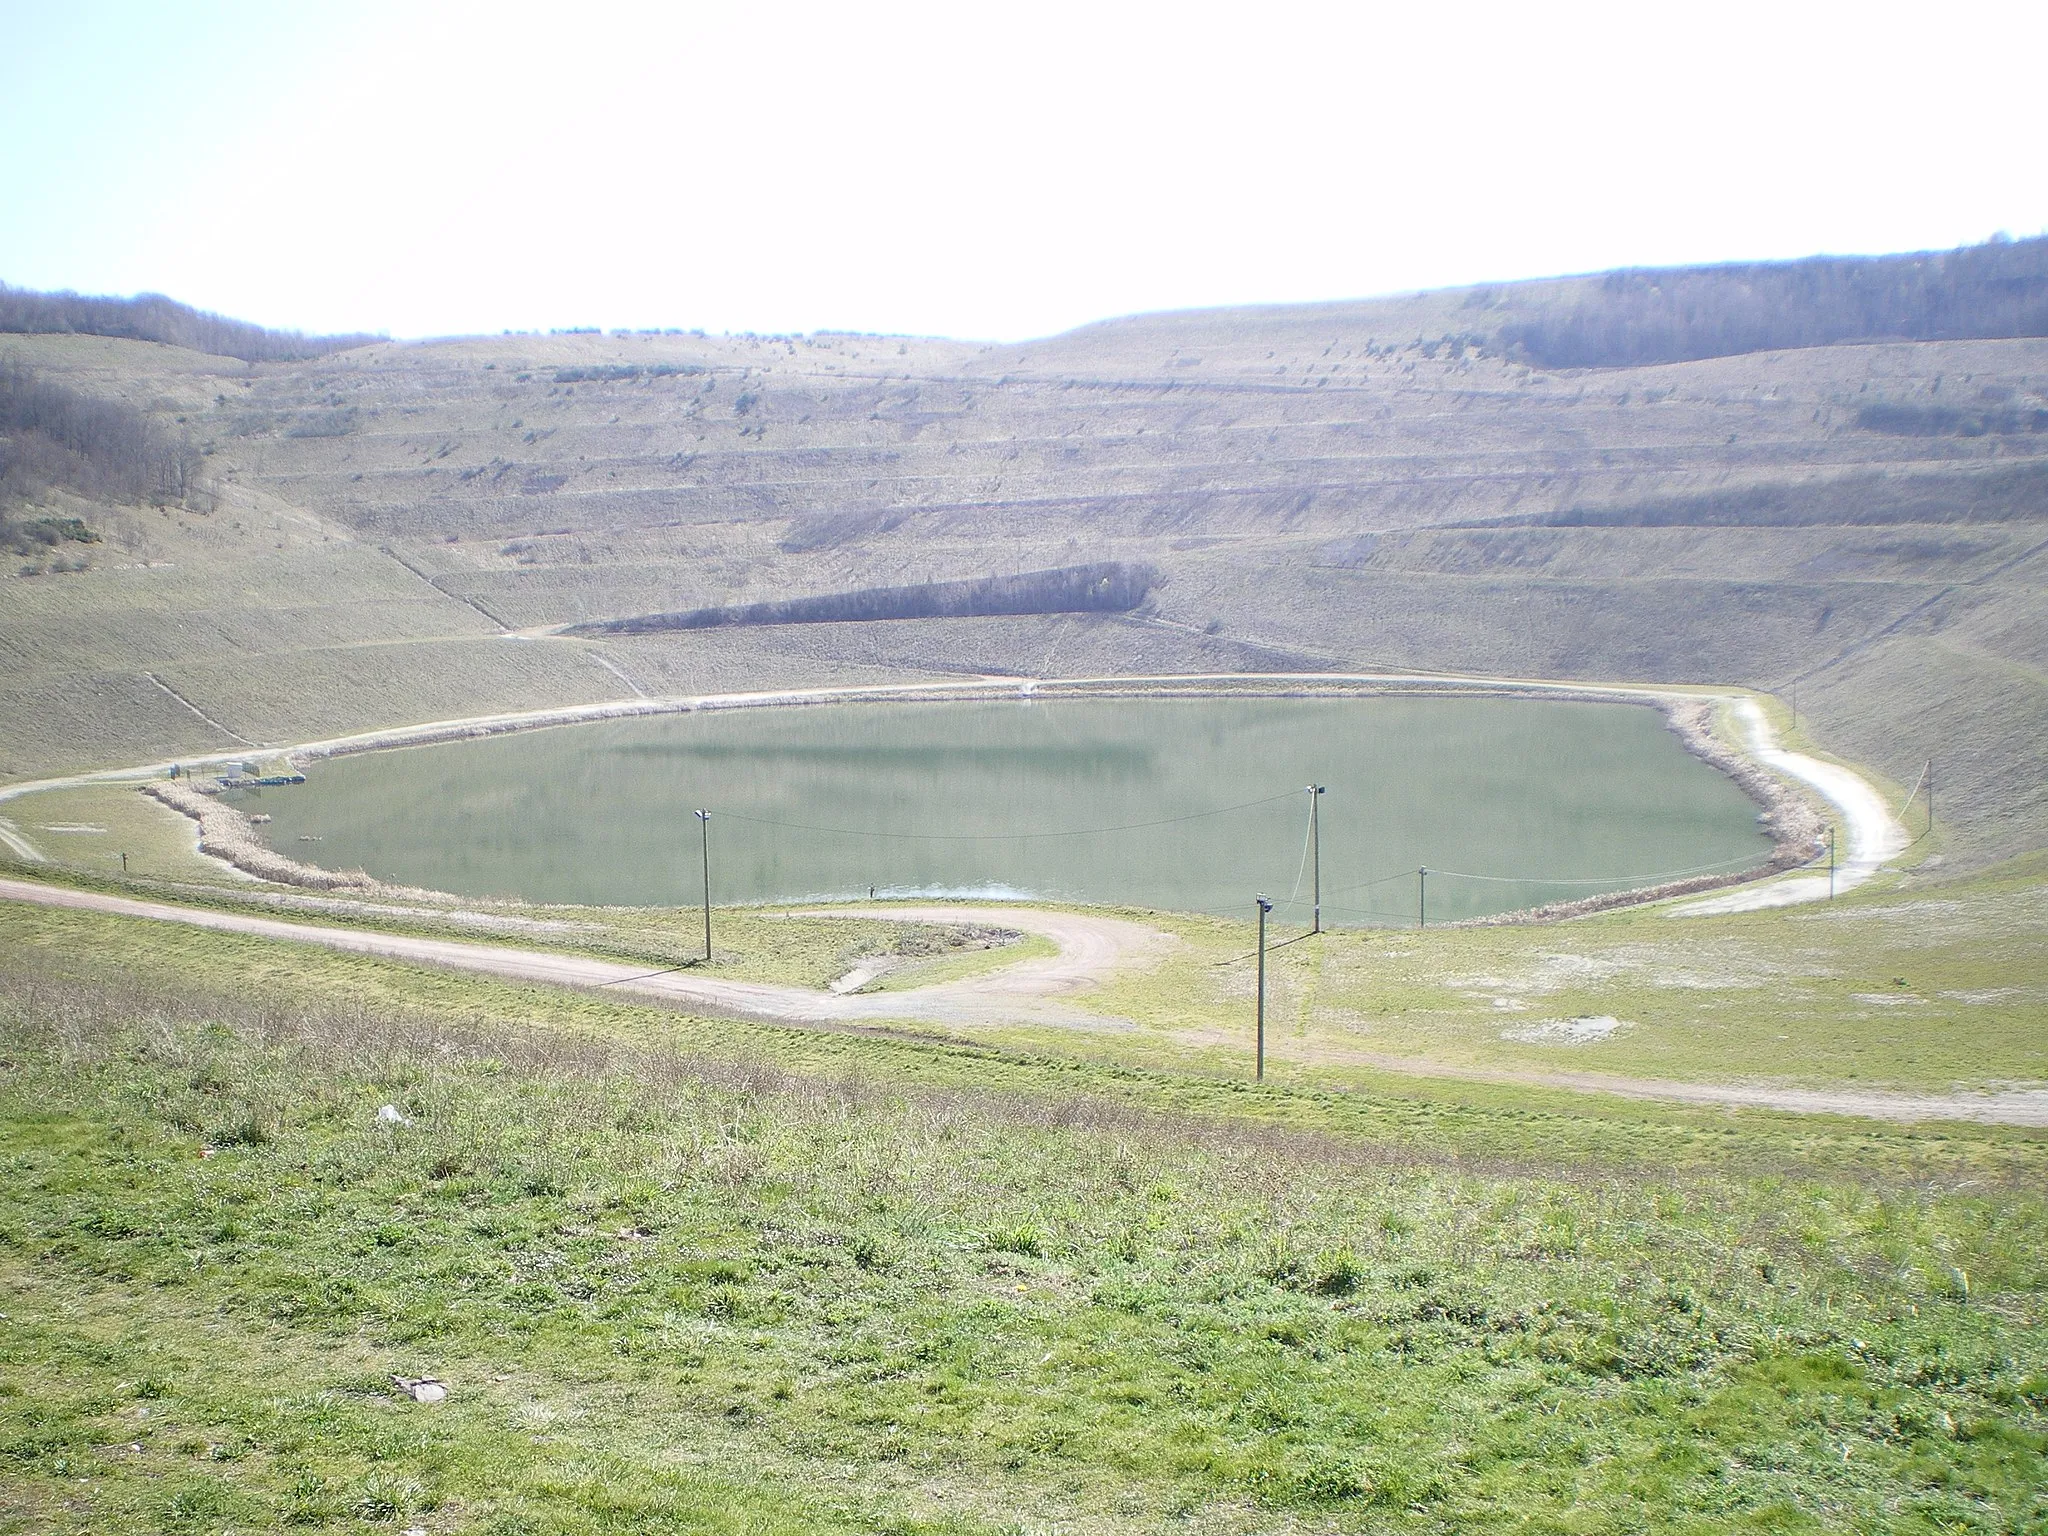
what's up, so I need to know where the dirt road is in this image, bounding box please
[5,875,2042,1126]
[1673,698,1907,916]
[0,877,1162,1030]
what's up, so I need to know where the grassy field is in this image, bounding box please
[4,786,2043,1097]
[0,784,209,882]
[1064,857,2048,1095]
[2,901,2045,1534]
[0,779,1046,989]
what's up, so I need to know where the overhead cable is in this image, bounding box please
[711,790,1301,842]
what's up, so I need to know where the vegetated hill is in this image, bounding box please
[1,241,2043,872]
[0,358,204,510]
[1497,235,2048,367]
[1011,235,2048,374]
[0,282,380,362]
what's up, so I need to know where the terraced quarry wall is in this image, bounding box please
[2,272,2044,868]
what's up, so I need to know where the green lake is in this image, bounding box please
[230,696,1774,924]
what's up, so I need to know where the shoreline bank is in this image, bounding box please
[3,671,1885,921]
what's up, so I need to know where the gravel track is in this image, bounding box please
[1673,698,1908,915]
[3,876,2039,1126]
[0,878,1160,1029]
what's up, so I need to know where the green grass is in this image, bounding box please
[0,837,1037,993]
[1073,859,2048,1094]
[0,918,2044,1533]
[5,834,2045,1101]
[6,896,2046,1179]
[0,782,228,883]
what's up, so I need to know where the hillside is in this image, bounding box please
[0,282,379,362]
[4,245,2048,1535]
[6,893,2043,1534]
[1,242,2044,867]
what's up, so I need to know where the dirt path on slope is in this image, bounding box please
[1673,698,1908,915]
[4,876,2040,1126]
[798,905,1175,1024]
[0,878,1160,1030]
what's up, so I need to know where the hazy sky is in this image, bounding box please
[4,0,2044,342]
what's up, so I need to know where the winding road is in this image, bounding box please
[1673,698,1908,915]
[3,875,2041,1127]
[0,878,1163,1030]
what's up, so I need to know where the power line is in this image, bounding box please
[1286,797,1314,905]
[1419,849,1768,885]
[1324,847,1769,896]
[711,790,1301,842]
[1212,928,1322,967]
[1323,867,1430,896]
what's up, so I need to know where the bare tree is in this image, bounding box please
[0,284,380,362]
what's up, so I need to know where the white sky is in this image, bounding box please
[3,0,2044,342]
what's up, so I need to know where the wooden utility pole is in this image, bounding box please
[1828,828,1836,900]
[1418,866,1428,930]
[1255,896,1273,1081]
[1307,784,1326,934]
[695,809,712,961]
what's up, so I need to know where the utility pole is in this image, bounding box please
[1926,760,1934,834]
[1418,866,1428,930]
[1828,827,1836,900]
[695,809,712,961]
[1307,784,1326,934]
[1255,895,1273,1082]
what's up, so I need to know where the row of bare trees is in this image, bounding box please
[0,283,379,363]
[0,359,204,509]
[1503,236,2048,368]
[575,562,1159,635]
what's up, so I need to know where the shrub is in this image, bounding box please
[985,1223,1045,1257]
[1310,1247,1364,1295]
[1503,235,2048,368]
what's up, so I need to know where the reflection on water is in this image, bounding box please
[229,696,1773,924]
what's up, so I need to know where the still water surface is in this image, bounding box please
[232,697,1773,924]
